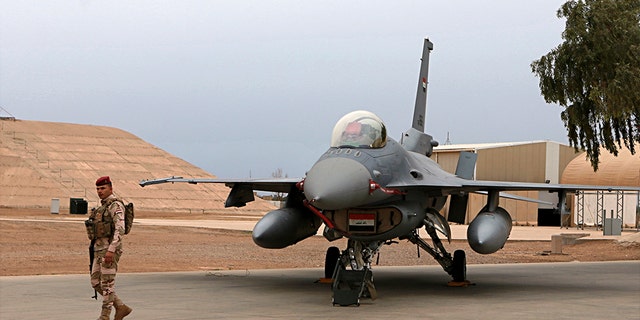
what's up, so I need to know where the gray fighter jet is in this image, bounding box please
[141,39,639,306]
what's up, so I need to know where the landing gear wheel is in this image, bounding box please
[451,250,467,282]
[325,246,341,279]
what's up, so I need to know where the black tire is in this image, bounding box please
[324,246,341,279]
[451,250,467,282]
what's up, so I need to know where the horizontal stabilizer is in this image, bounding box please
[455,151,477,180]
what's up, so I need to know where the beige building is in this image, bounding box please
[432,141,584,226]
[561,145,640,228]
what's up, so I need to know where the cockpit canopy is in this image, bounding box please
[331,110,387,148]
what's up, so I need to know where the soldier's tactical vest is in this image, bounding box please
[85,197,134,240]
[87,198,120,240]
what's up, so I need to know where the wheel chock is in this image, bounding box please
[447,280,474,287]
[315,278,333,284]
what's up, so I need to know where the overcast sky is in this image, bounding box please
[1,1,570,179]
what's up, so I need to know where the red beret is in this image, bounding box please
[96,176,112,186]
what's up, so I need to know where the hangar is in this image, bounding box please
[562,146,640,228]
[432,141,639,228]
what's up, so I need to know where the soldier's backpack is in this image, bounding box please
[109,198,135,235]
[123,201,134,235]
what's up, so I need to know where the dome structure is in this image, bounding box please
[561,145,639,187]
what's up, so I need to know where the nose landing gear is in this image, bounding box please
[327,240,380,306]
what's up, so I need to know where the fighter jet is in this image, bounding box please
[140,39,639,306]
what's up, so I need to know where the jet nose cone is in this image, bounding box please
[304,157,372,210]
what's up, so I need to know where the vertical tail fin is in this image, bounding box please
[412,38,434,132]
[402,38,437,156]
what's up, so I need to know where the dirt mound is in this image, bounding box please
[0,119,274,213]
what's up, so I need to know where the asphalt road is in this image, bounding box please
[1,261,639,319]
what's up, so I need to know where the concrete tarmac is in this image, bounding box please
[1,261,639,320]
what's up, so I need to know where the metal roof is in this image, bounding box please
[433,140,566,152]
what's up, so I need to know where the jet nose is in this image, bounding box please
[304,157,372,210]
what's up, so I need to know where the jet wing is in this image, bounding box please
[140,176,304,207]
[139,176,301,193]
[387,177,638,225]
[457,180,640,193]
[387,177,640,194]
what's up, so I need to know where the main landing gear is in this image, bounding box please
[405,222,467,283]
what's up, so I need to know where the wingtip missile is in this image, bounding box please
[139,176,184,187]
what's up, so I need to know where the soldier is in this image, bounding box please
[89,176,132,320]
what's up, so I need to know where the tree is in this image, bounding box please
[271,168,288,201]
[531,0,640,170]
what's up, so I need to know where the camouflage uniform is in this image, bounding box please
[90,194,126,315]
